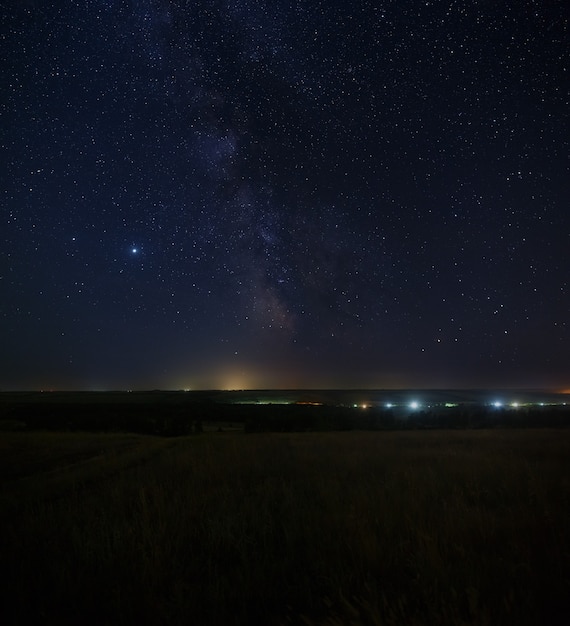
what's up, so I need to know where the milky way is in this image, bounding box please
[2,1,569,389]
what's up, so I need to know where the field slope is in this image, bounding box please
[1,430,569,625]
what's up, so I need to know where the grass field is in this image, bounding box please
[1,429,569,625]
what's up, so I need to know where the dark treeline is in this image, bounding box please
[244,405,570,432]
[0,398,569,435]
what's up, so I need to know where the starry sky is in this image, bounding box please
[2,0,569,391]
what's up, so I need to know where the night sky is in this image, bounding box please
[2,1,569,391]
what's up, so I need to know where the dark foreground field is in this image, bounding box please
[1,430,569,625]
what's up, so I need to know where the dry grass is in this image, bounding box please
[1,430,569,625]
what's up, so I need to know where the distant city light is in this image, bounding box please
[493,401,502,408]
[385,403,393,408]
[409,401,419,410]
[511,402,519,408]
